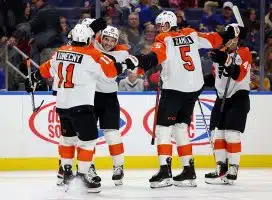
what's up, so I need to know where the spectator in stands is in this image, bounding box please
[249,51,271,91]
[169,0,197,9]
[79,10,91,23]
[0,0,25,37]
[215,1,236,26]
[104,15,113,25]
[265,48,272,77]
[245,22,260,53]
[101,0,123,25]
[250,70,271,91]
[244,8,258,32]
[135,24,156,54]
[175,9,190,28]
[136,0,162,29]
[122,12,142,54]
[265,4,272,30]
[265,31,272,75]
[8,0,61,64]
[115,0,131,24]
[13,2,33,60]
[199,1,218,32]
[60,16,71,44]
[119,71,144,91]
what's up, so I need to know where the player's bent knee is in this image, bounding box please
[225,130,241,143]
[103,129,122,145]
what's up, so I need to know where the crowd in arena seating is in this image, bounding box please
[0,0,272,91]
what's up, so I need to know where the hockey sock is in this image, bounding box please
[212,130,228,163]
[77,139,96,174]
[59,136,78,167]
[156,125,173,165]
[173,123,192,166]
[225,130,241,165]
[104,129,124,166]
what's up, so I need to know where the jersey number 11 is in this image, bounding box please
[57,62,75,88]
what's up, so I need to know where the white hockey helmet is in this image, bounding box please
[102,26,119,41]
[71,24,94,44]
[155,11,177,29]
[81,18,95,26]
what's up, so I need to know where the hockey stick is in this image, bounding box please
[26,58,44,113]
[151,84,160,145]
[197,99,214,150]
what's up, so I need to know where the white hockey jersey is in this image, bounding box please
[94,38,129,93]
[39,45,118,109]
[213,47,252,98]
[151,28,223,93]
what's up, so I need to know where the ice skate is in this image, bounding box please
[224,164,239,185]
[87,164,101,183]
[77,172,101,193]
[63,164,75,192]
[205,161,229,185]
[112,165,124,186]
[149,157,172,188]
[173,159,197,187]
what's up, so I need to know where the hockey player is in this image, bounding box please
[136,11,239,188]
[90,25,139,186]
[204,24,250,185]
[24,24,132,193]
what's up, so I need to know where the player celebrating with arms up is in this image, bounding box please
[204,24,251,185]
[136,11,239,188]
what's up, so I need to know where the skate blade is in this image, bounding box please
[64,184,70,192]
[173,179,197,187]
[114,179,123,186]
[205,177,229,185]
[87,187,101,193]
[56,177,64,186]
[222,177,235,185]
[150,178,172,189]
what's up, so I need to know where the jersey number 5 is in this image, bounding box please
[57,62,75,88]
[179,46,195,71]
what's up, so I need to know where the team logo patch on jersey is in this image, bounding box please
[29,102,132,145]
[143,98,215,145]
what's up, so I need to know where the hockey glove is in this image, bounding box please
[25,70,42,93]
[122,55,139,71]
[210,49,228,66]
[220,24,247,44]
[89,18,107,34]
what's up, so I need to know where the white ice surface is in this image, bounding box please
[0,169,271,200]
